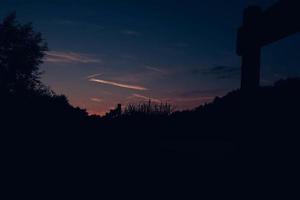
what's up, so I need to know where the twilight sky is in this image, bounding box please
[1,0,300,115]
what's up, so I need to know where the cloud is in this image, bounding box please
[85,73,103,79]
[145,66,167,74]
[131,94,161,103]
[89,78,148,91]
[202,65,240,79]
[121,30,141,37]
[45,51,102,64]
[90,97,103,103]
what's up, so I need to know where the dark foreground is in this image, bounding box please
[2,79,300,197]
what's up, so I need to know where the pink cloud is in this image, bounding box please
[45,51,102,64]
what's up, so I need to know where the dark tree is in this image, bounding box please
[0,12,48,94]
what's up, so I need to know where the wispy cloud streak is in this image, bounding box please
[85,73,103,79]
[89,78,148,91]
[45,51,102,64]
[90,97,103,103]
[145,66,167,74]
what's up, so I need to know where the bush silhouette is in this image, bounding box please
[123,101,174,117]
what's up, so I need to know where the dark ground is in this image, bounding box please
[2,78,300,197]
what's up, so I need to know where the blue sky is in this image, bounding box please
[1,0,300,115]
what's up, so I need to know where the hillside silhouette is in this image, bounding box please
[3,77,300,159]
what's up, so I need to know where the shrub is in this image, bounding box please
[123,100,175,117]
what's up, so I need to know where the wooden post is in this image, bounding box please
[237,6,262,91]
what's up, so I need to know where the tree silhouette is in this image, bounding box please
[0,12,48,94]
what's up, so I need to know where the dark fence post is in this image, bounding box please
[237,6,262,91]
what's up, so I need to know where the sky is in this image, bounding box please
[1,0,300,115]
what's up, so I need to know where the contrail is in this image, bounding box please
[90,97,102,103]
[145,66,167,74]
[86,73,103,79]
[45,51,102,64]
[89,78,148,91]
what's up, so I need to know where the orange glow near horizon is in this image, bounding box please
[69,95,216,117]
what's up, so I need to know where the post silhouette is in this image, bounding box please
[237,6,262,90]
[237,0,300,91]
